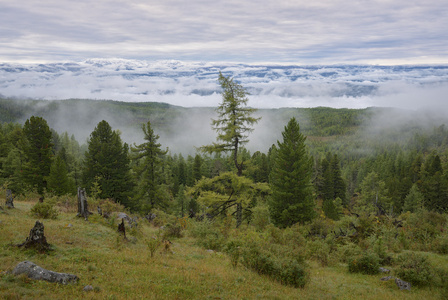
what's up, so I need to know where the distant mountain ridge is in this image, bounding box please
[1,97,447,156]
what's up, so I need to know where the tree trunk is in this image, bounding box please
[118,218,126,239]
[77,187,91,220]
[236,202,242,228]
[5,189,14,208]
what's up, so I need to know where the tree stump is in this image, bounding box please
[118,218,126,239]
[5,189,14,208]
[77,187,91,220]
[18,220,51,252]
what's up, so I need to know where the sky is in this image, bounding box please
[1,0,448,64]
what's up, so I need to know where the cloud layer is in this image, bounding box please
[1,1,447,64]
[1,59,448,110]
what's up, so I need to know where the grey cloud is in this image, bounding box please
[1,0,447,63]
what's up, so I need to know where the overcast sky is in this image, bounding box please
[1,0,447,64]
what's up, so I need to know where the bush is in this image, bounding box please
[395,252,434,287]
[348,252,380,275]
[278,260,309,288]
[224,239,243,268]
[306,239,330,266]
[335,243,362,263]
[433,234,448,254]
[163,223,183,239]
[240,242,309,288]
[30,202,58,219]
[251,204,271,231]
[189,220,226,251]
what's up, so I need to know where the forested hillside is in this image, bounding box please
[1,93,448,298]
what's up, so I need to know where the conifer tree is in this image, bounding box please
[47,152,70,196]
[269,117,316,227]
[83,120,132,205]
[200,72,260,176]
[131,121,168,211]
[22,116,53,195]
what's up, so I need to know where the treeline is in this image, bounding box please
[1,102,448,226]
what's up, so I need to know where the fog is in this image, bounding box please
[2,60,448,155]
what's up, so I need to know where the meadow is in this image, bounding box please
[1,195,447,300]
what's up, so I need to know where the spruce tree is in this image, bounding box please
[130,121,167,211]
[269,117,316,227]
[83,120,132,205]
[47,152,70,196]
[22,116,53,195]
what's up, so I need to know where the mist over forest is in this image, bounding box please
[1,97,448,156]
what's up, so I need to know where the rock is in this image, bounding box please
[12,261,78,284]
[395,278,411,290]
[117,212,129,220]
[381,276,393,281]
[83,285,94,292]
[379,267,390,273]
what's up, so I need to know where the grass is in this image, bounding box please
[1,199,447,299]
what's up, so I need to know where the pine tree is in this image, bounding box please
[269,117,316,227]
[130,121,168,211]
[83,120,132,205]
[21,116,53,195]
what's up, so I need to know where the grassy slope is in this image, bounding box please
[1,199,445,299]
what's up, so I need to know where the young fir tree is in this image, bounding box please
[200,72,260,176]
[130,121,168,211]
[82,120,132,205]
[47,152,70,196]
[269,117,316,227]
[21,116,53,195]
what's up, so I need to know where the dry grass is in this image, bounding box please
[0,199,446,299]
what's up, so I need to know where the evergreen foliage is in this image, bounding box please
[269,117,316,227]
[21,116,53,195]
[82,120,132,205]
[131,121,168,211]
[47,151,71,196]
[200,72,260,176]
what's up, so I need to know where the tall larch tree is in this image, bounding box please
[83,120,132,205]
[200,72,260,176]
[269,117,316,227]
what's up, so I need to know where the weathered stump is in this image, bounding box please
[118,218,126,239]
[5,189,14,208]
[77,187,91,220]
[13,261,78,284]
[18,220,51,252]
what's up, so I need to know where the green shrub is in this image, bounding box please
[306,239,330,266]
[278,260,309,288]
[189,220,226,251]
[240,243,309,288]
[335,243,362,263]
[348,252,380,275]
[395,252,434,287]
[224,239,243,268]
[30,202,59,219]
[163,223,184,239]
[251,204,271,231]
[433,234,448,254]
